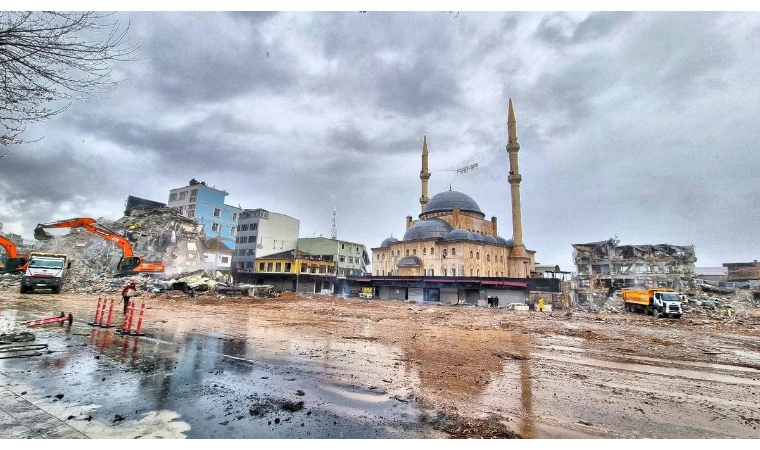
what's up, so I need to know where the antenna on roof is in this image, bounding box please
[331,208,338,240]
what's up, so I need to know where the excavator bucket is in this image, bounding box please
[33,226,55,241]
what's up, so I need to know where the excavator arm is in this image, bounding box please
[1,234,29,273]
[33,218,165,275]
[0,235,18,258]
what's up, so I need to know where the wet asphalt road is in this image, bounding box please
[0,312,440,439]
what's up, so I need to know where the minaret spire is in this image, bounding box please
[420,135,431,212]
[506,98,529,275]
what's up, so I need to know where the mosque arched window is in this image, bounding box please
[487,255,490,262]
[430,247,434,255]
[423,248,427,255]
[451,248,456,256]
[413,249,417,256]
[476,252,480,260]
[469,251,473,258]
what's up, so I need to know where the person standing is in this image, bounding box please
[538,297,545,312]
[121,282,137,314]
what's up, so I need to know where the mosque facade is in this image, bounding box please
[371,98,536,280]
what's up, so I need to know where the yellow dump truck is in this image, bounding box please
[621,288,683,319]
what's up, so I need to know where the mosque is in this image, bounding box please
[350,99,549,305]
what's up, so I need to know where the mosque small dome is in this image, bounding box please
[402,218,453,241]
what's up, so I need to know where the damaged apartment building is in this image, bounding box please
[571,238,697,306]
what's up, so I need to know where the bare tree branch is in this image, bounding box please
[0,11,141,147]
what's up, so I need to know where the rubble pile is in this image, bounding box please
[579,283,760,323]
[31,208,208,287]
[0,272,21,289]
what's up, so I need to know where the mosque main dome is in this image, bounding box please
[420,190,484,219]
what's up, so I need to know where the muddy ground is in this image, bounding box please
[2,288,760,439]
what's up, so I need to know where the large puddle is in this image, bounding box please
[0,309,437,438]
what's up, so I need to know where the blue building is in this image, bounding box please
[167,179,241,249]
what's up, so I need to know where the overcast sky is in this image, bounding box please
[2,10,759,272]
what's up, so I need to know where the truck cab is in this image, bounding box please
[20,252,71,294]
[651,291,684,319]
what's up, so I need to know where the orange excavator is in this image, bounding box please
[0,234,29,273]
[33,217,165,276]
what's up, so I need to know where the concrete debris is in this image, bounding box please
[28,208,208,289]
[582,281,760,322]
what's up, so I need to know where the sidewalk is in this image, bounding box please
[0,384,87,439]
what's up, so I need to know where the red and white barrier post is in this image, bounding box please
[129,301,146,336]
[26,312,73,327]
[100,298,115,328]
[89,297,103,326]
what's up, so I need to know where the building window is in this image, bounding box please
[423,248,427,255]
[430,269,434,276]
[349,256,354,263]
[230,227,235,235]
[247,249,255,256]
[179,191,186,200]
[169,193,178,202]
[212,223,220,232]
[476,252,480,260]
[232,213,238,221]
[406,250,409,256]
[284,263,291,272]
[500,256,503,263]
[301,265,307,273]
[187,207,195,218]
[213,208,221,217]
[470,251,473,258]
[189,196,196,204]
[275,262,281,272]
[191,188,198,196]
[412,249,416,256]
[245,261,253,268]
[253,223,258,231]
[259,262,265,271]
[430,247,434,255]
[341,244,345,250]
[267,262,273,272]
[340,256,345,263]
[221,256,229,264]
[451,248,456,256]
[487,255,490,262]
[452,268,456,277]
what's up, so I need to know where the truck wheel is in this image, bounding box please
[52,286,61,294]
[20,285,27,294]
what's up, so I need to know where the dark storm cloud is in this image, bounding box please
[0,143,107,204]
[536,12,634,45]
[132,12,297,104]
[313,12,461,115]
[534,12,634,45]
[620,12,736,102]
[372,57,460,115]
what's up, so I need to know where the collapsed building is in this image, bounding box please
[31,207,208,288]
[571,238,697,307]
